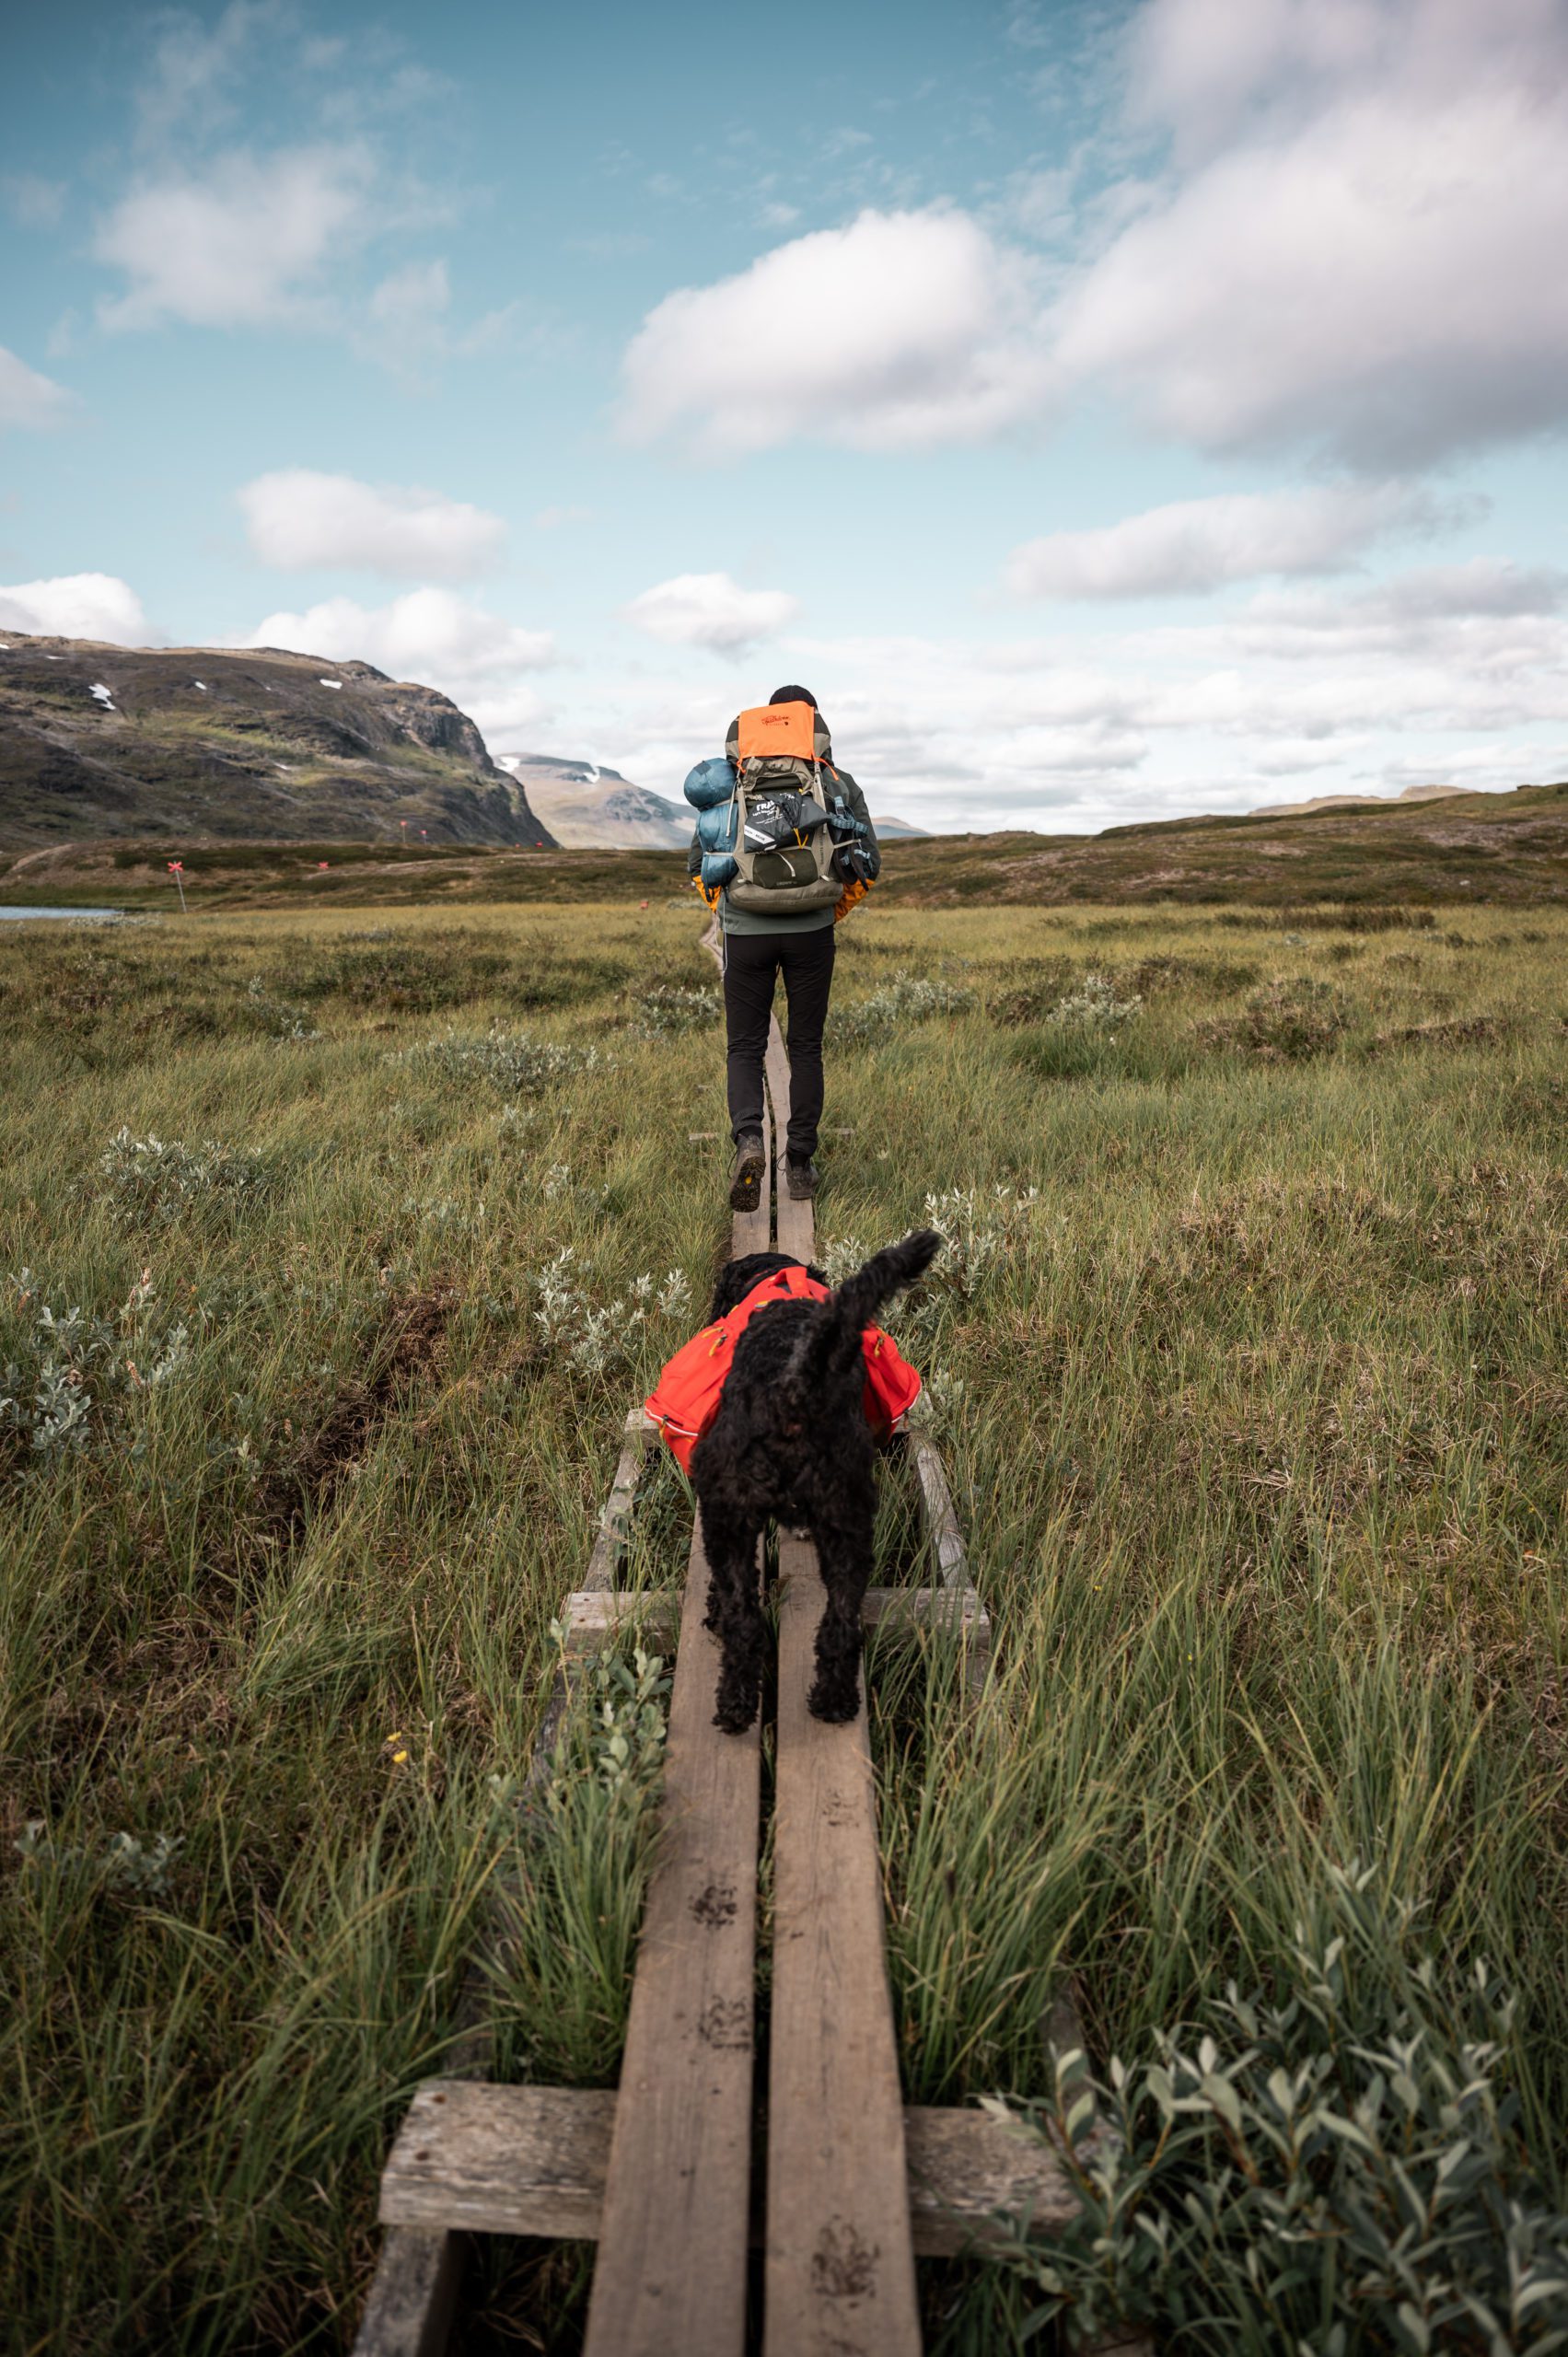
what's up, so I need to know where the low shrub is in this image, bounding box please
[984,1863,1568,2354]
[628,981,720,1039]
[833,969,975,1042]
[408,1027,604,1095]
[1195,975,1351,1061]
[96,1127,273,1223]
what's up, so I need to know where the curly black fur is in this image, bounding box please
[691,1229,943,1732]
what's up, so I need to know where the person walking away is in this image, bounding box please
[685,686,879,1210]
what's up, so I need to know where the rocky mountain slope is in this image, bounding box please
[0,635,554,849]
[499,752,930,849]
[496,755,689,849]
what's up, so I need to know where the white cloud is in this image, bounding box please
[0,346,76,431]
[1006,482,1447,599]
[1060,0,1568,466]
[621,572,801,654]
[620,0,1568,470]
[0,574,157,643]
[240,587,555,745]
[620,208,1047,454]
[238,469,505,578]
[94,145,373,330]
[553,537,1568,833]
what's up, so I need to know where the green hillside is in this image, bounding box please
[4,774,1563,913]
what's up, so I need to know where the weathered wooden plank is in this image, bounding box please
[863,1585,990,1643]
[382,2082,616,2240]
[765,1535,920,2357]
[581,1517,760,2357]
[582,1410,653,1595]
[376,2079,1083,2256]
[351,2225,465,2357]
[909,1431,969,1590]
[564,1583,989,1656]
[768,1023,815,1264]
[560,1588,680,1655]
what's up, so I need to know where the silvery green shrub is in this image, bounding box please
[410,1027,603,1094]
[1050,970,1143,1029]
[983,1860,1568,2353]
[630,982,719,1039]
[832,969,976,1043]
[97,1129,272,1225]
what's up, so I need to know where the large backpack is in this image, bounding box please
[720,703,842,913]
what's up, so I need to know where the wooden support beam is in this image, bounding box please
[580,1518,761,2357]
[581,1411,655,1596]
[766,1025,817,1265]
[908,1431,969,1591]
[562,1583,990,1655]
[382,2084,615,2240]
[765,1534,920,2356]
[559,1588,680,1655]
[352,2226,466,2357]
[379,2079,1081,2258]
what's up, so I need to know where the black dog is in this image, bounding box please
[691,1231,943,1732]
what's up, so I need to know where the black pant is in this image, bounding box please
[723,927,835,1158]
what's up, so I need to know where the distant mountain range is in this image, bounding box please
[499,751,930,849]
[1247,782,1475,819]
[497,756,691,849]
[0,635,554,849]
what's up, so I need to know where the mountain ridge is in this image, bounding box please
[0,633,555,849]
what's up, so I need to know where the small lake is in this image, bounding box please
[0,906,131,922]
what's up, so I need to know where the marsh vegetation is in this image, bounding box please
[3,898,1565,2350]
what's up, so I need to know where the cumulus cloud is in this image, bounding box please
[569,536,1568,834]
[240,587,555,744]
[621,0,1568,470]
[1006,482,1448,598]
[0,346,76,431]
[621,572,801,654]
[95,145,373,330]
[238,469,505,578]
[1059,0,1568,467]
[0,574,157,643]
[620,208,1046,454]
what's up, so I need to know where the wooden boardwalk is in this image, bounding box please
[355,996,1087,2357]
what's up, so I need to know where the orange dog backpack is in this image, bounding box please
[645,1265,923,1474]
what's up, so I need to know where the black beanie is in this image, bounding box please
[769,684,818,708]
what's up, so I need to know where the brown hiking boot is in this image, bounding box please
[784,1155,819,1201]
[728,1132,766,1213]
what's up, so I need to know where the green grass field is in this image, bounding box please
[4,896,1566,2351]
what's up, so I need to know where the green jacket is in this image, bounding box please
[687,764,880,935]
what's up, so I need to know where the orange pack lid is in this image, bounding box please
[734,702,819,762]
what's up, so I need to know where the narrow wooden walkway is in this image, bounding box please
[355,989,1077,2357]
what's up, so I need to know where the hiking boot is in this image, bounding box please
[728,1132,766,1213]
[784,1155,819,1201]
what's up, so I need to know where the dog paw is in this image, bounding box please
[714,1692,760,1735]
[807,1678,860,1724]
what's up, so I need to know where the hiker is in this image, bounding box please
[685,686,880,1211]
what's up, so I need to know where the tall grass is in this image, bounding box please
[3,898,1565,2350]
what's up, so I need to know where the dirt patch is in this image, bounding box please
[259,1284,457,1545]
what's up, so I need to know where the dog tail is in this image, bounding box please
[828,1228,943,1364]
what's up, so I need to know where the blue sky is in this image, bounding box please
[3,0,1567,830]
